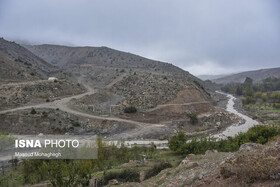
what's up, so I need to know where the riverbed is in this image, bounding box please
[213,91,259,139]
[107,91,259,148]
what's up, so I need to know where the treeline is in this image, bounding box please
[168,125,279,155]
[221,77,280,105]
[22,137,157,186]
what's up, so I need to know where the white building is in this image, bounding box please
[48,77,58,81]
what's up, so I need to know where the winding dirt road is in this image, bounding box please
[0,77,210,140]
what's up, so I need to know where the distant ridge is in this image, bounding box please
[212,67,280,84]
[0,38,56,77]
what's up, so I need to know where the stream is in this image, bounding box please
[108,91,259,148]
[213,91,259,139]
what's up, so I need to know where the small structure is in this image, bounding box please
[48,77,58,82]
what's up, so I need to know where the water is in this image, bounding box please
[106,91,259,147]
[106,140,169,149]
[213,91,259,139]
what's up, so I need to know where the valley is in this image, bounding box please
[0,38,241,141]
[0,38,279,187]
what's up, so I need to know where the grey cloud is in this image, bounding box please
[0,0,279,75]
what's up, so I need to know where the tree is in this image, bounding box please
[168,131,188,153]
[188,113,198,124]
[244,77,253,85]
[30,108,37,114]
[244,84,253,97]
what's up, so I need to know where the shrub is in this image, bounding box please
[124,106,137,113]
[42,111,48,118]
[70,120,80,127]
[144,161,172,179]
[103,169,140,184]
[30,108,37,114]
[168,131,188,153]
[187,113,198,124]
[242,97,256,105]
[169,125,280,155]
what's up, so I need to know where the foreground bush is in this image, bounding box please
[144,161,172,180]
[103,169,140,184]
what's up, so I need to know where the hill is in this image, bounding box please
[0,38,57,80]
[24,44,186,74]
[0,51,42,84]
[212,67,280,84]
[23,44,211,109]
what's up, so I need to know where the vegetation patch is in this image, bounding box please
[169,125,280,155]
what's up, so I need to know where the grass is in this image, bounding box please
[0,166,24,187]
[247,103,280,124]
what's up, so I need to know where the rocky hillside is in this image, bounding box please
[123,137,280,187]
[112,72,208,109]
[24,43,210,110]
[212,67,280,84]
[24,44,186,74]
[0,80,85,110]
[0,51,42,84]
[0,38,57,78]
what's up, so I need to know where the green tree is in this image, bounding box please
[168,131,188,153]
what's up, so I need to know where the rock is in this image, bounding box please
[139,171,145,181]
[187,154,195,158]
[108,179,118,185]
[180,158,199,168]
[158,173,167,182]
[239,143,261,152]
[179,157,190,166]
[205,150,218,155]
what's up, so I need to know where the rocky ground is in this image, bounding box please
[0,108,137,137]
[0,80,85,110]
[120,137,280,187]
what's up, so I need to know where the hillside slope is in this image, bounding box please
[0,51,42,84]
[24,44,186,74]
[212,67,280,84]
[24,44,210,108]
[0,38,56,78]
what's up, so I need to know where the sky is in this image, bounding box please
[0,0,279,76]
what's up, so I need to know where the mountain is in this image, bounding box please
[212,67,280,84]
[0,38,56,80]
[23,43,204,87]
[24,44,186,74]
[23,43,211,112]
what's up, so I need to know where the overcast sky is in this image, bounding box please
[0,0,279,75]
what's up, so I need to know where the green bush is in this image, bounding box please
[169,125,280,155]
[168,131,188,154]
[103,169,140,184]
[30,108,37,114]
[144,161,172,180]
[124,106,137,113]
[242,97,256,105]
[187,113,198,124]
[70,120,80,127]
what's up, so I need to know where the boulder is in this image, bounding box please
[239,143,261,152]
[108,179,119,185]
